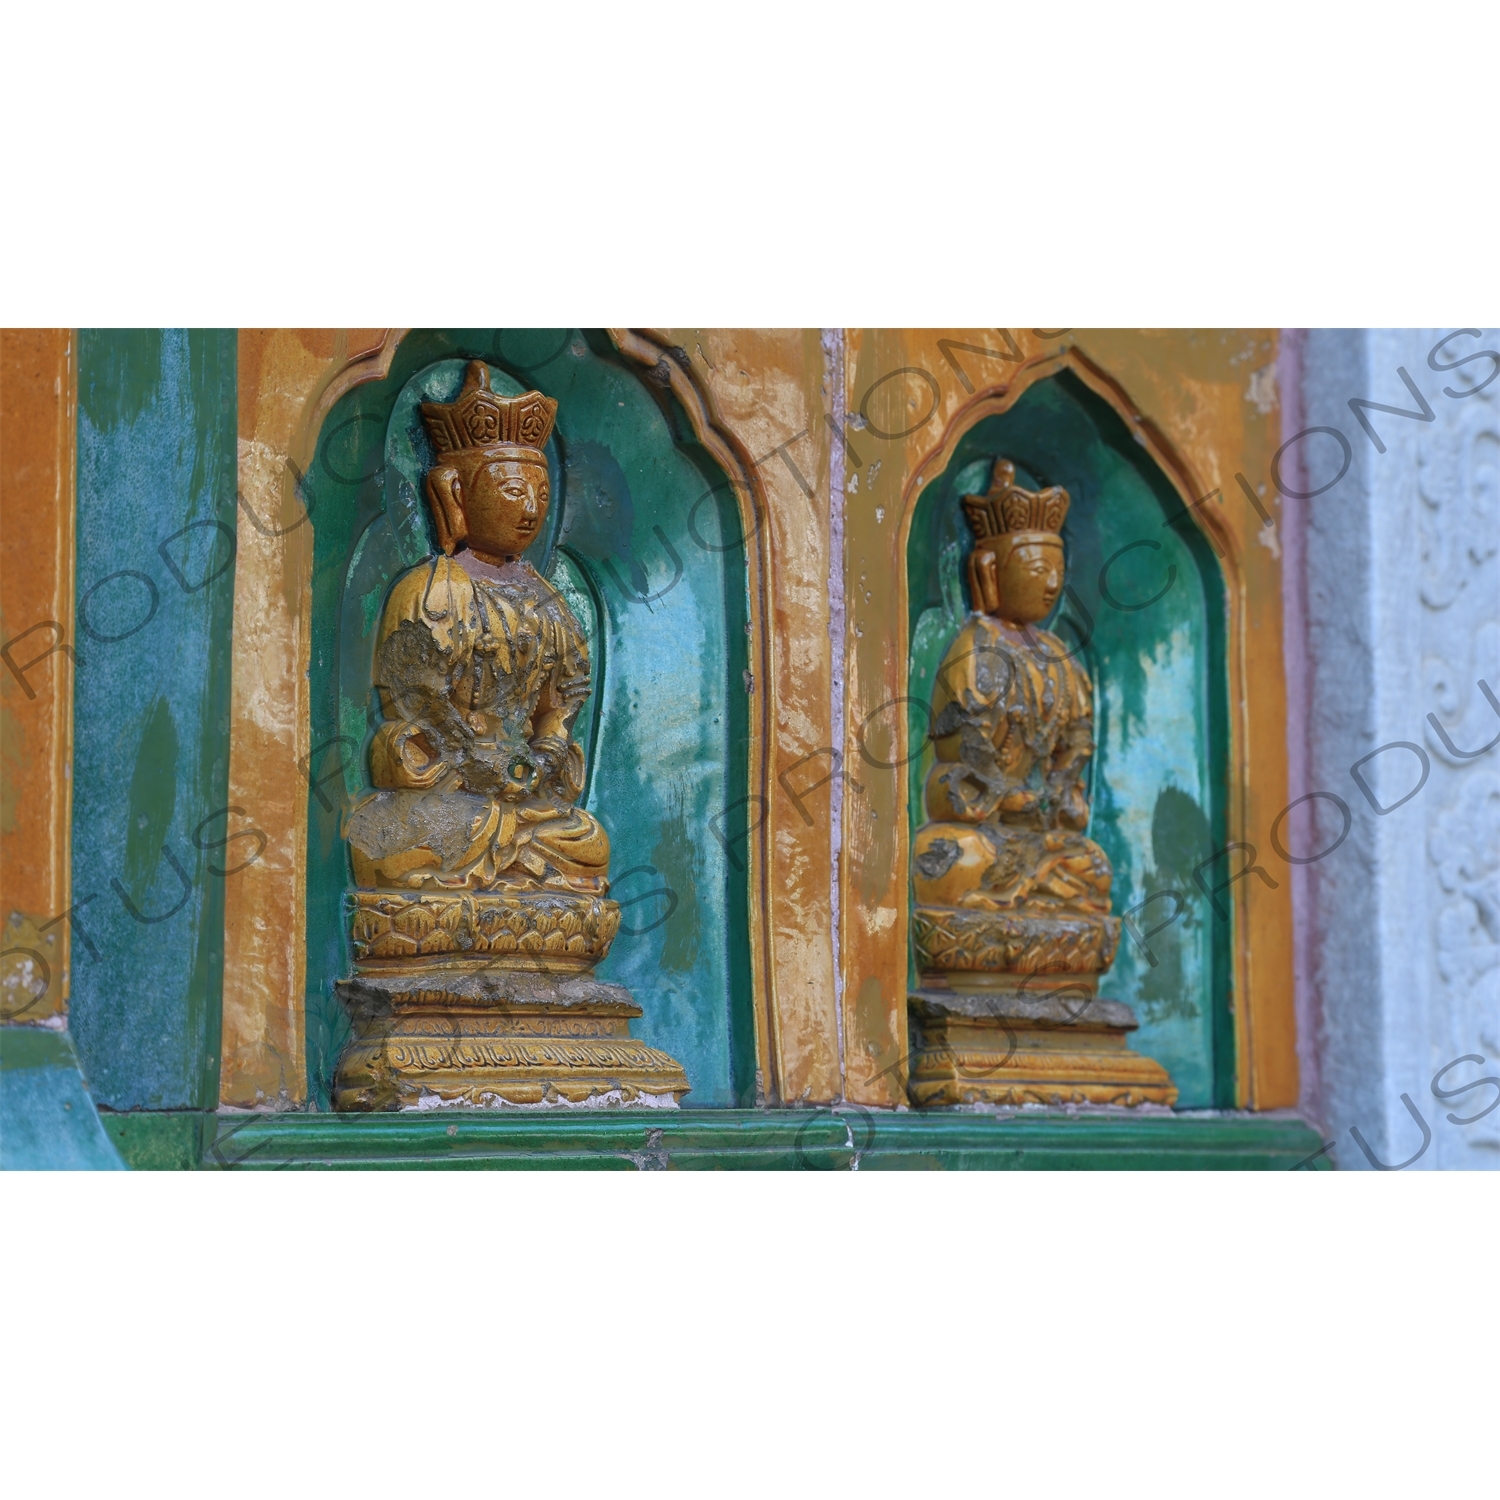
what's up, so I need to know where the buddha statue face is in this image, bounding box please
[425,450,551,562]
[999,538,1064,621]
[458,454,550,561]
[971,534,1064,622]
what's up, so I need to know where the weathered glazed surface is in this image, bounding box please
[345,368,604,899]
[219,329,392,1106]
[105,1105,1324,1171]
[649,329,840,1106]
[906,992,1178,1110]
[911,461,1119,949]
[0,1029,124,1169]
[66,331,237,1110]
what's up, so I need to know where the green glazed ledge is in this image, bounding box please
[0,1028,126,1170]
[98,1107,1328,1171]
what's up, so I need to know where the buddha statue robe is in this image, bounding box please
[913,611,1113,916]
[345,551,610,894]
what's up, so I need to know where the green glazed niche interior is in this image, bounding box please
[905,371,1233,1108]
[302,331,756,1110]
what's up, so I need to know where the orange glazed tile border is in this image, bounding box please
[654,329,840,1104]
[0,330,76,1027]
[219,330,394,1106]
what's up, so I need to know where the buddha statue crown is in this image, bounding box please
[962,458,1070,541]
[420,360,558,462]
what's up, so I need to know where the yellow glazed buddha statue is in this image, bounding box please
[908,459,1177,1107]
[346,366,607,895]
[333,361,689,1110]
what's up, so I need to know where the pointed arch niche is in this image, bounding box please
[839,332,1297,1112]
[298,330,765,1108]
[904,371,1230,1104]
[218,330,783,1111]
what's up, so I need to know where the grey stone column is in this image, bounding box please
[1287,329,1500,1168]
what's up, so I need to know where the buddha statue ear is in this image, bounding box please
[424,466,468,555]
[967,546,1001,615]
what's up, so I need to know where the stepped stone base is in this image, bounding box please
[333,966,690,1112]
[908,977,1178,1109]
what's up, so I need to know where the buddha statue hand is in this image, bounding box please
[1038,768,1088,830]
[945,824,1112,915]
[528,733,584,802]
[461,737,540,800]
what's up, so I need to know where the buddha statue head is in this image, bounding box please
[419,361,559,564]
[961,458,1071,623]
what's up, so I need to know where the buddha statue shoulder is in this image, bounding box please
[345,361,609,895]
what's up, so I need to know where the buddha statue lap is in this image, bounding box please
[908,459,1177,1108]
[332,362,689,1110]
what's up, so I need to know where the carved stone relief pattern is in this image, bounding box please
[1392,329,1499,1162]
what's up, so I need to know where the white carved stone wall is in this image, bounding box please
[1291,329,1500,1168]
